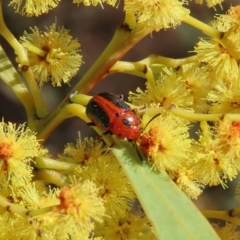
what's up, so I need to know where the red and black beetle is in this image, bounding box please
[86,92,141,141]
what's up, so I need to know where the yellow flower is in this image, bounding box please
[9,0,60,16]
[178,63,211,113]
[17,182,59,208]
[73,0,103,6]
[60,138,135,215]
[171,168,204,199]
[129,68,193,109]
[0,179,104,239]
[194,0,223,8]
[124,0,189,31]
[73,0,118,7]
[46,216,91,240]
[59,138,109,165]
[54,180,105,222]
[0,212,36,239]
[215,6,240,52]
[0,182,59,239]
[0,122,45,185]
[212,222,240,240]
[75,155,136,215]
[49,179,105,239]
[194,38,239,81]
[139,113,192,172]
[95,211,154,240]
[215,118,240,166]
[20,23,82,86]
[207,79,240,114]
[193,7,240,84]
[104,0,118,6]
[191,121,238,187]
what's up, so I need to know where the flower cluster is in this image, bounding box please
[9,0,60,17]
[0,122,45,185]
[127,3,240,194]
[212,222,239,240]
[124,0,189,31]
[129,67,193,108]
[194,0,223,8]
[194,6,240,82]
[0,178,105,239]
[20,23,82,86]
[9,0,118,16]
[1,0,240,239]
[58,138,154,238]
[0,125,146,239]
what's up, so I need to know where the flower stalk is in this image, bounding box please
[0,1,48,118]
[183,15,222,39]
[202,209,240,226]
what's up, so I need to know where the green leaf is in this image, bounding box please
[112,138,220,240]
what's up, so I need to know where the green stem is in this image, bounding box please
[202,209,240,226]
[70,93,91,106]
[110,55,198,74]
[28,218,53,240]
[28,205,57,217]
[0,195,27,217]
[229,206,240,217]
[20,65,49,119]
[37,103,113,146]
[139,54,198,68]
[0,1,28,66]
[170,107,223,122]
[34,169,67,187]
[22,42,46,57]
[0,46,35,121]
[0,194,53,239]
[0,1,48,119]
[73,22,148,94]
[183,15,222,39]
[144,107,240,122]
[145,66,156,89]
[35,156,77,172]
[37,103,88,140]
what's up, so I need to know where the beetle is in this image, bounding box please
[86,92,141,141]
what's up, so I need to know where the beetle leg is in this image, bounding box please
[102,130,112,135]
[107,141,115,148]
[102,131,116,147]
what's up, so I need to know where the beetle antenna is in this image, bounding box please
[143,113,161,131]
